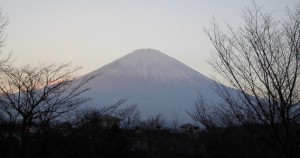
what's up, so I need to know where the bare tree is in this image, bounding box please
[73,99,126,129]
[0,63,97,142]
[0,10,12,72]
[115,104,140,129]
[74,108,105,132]
[140,113,165,130]
[0,10,8,49]
[0,9,15,138]
[188,95,218,129]
[99,98,127,115]
[204,3,300,158]
[189,93,245,129]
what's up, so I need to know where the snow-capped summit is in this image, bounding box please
[92,48,211,83]
[81,49,226,124]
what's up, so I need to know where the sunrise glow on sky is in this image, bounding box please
[1,0,299,77]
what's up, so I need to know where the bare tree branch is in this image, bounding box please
[200,4,300,158]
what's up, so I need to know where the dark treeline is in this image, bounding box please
[0,117,284,158]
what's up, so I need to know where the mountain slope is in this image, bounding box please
[81,49,226,124]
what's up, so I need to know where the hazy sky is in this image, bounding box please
[1,0,299,77]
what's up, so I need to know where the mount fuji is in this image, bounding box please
[81,49,227,124]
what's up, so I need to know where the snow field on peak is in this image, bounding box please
[93,49,212,84]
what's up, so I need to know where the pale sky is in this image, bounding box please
[1,0,299,77]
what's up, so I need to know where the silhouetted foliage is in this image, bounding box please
[139,113,166,130]
[115,104,140,129]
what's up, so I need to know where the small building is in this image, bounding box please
[179,123,199,133]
